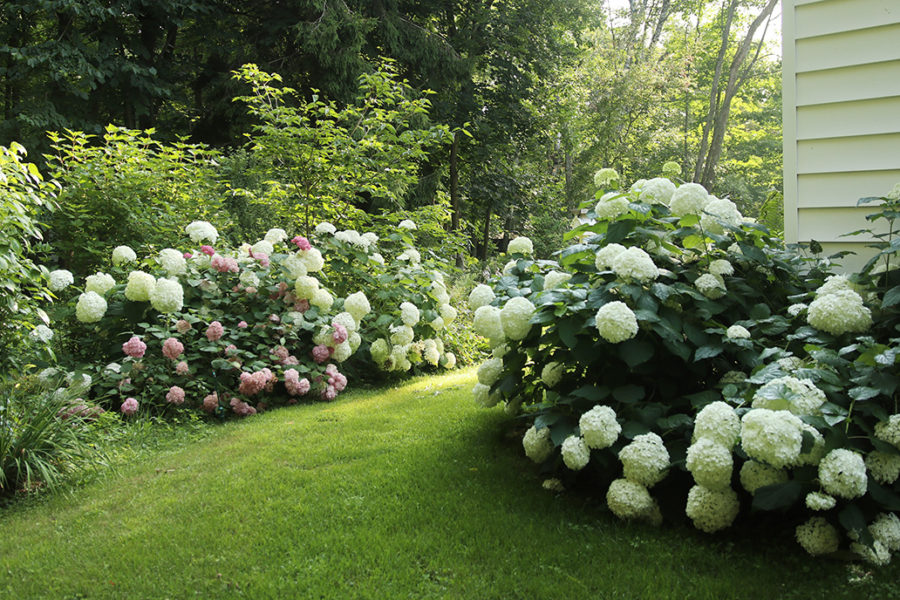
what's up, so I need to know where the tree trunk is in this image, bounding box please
[480,205,491,260]
[449,130,464,267]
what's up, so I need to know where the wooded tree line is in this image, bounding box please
[0,0,782,259]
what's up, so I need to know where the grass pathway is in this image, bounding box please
[1,369,898,599]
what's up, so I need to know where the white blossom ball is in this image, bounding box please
[398,219,417,230]
[695,273,726,299]
[870,513,900,552]
[370,338,390,364]
[424,344,441,366]
[693,401,741,448]
[541,362,565,388]
[468,284,495,310]
[124,271,155,301]
[685,485,740,533]
[787,303,807,317]
[400,302,420,327]
[311,288,334,311]
[282,253,308,278]
[686,438,733,491]
[48,269,74,292]
[595,301,638,344]
[472,382,498,408]
[398,248,421,264]
[441,352,456,369]
[807,289,872,335]
[561,435,590,471]
[150,278,184,314]
[300,248,324,272]
[75,291,107,323]
[875,415,900,449]
[294,276,319,299]
[619,432,669,487]
[239,270,259,288]
[158,248,187,276]
[500,296,535,341]
[315,222,337,235]
[579,405,621,450]
[751,376,826,416]
[866,451,900,485]
[362,232,379,246]
[389,324,414,347]
[797,424,826,466]
[606,479,660,523]
[333,341,352,362]
[185,220,218,243]
[635,177,676,205]
[543,271,572,290]
[595,243,627,270]
[805,491,837,511]
[112,245,137,266]
[344,291,371,322]
[852,540,891,566]
[740,408,804,469]
[795,517,840,556]
[477,357,504,386]
[669,183,710,217]
[701,198,742,234]
[508,236,533,255]
[30,325,53,343]
[594,168,620,188]
[251,240,275,256]
[473,305,504,343]
[726,325,750,340]
[264,228,287,243]
[611,247,659,283]
[595,195,630,220]
[817,275,853,297]
[439,303,457,325]
[523,426,554,463]
[819,449,867,499]
[739,460,788,495]
[709,259,734,277]
[85,272,116,296]
[333,311,357,334]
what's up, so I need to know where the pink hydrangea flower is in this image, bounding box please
[206,320,224,341]
[237,321,248,328]
[295,299,310,313]
[325,364,348,392]
[175,361,190,376]
[175,319,192,334]
[331,323,348,345]
[122,336,147,358]
[282,355,299,366]
[321,385,337,401]
[252,251,270,267]
[284,369,311,396]
[272,346,290,361]
[237,369,275,396]
[269,314,281,324]
[201,245,215,256]
[229,397,257,416]
[121,397,139,415]
[162,337,184,360]
[166,385,185,405]
[211,255,239,273]
[202,392,218,413]
[291,236,312,251]
[244,286,257,295]
[312,344,332,364]
[225,344,238,355]
[183,251,193,259]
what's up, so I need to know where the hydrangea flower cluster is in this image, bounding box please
[751,376,826,416]
[595,301,638,344]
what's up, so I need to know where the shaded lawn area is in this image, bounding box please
[1,369,898,599]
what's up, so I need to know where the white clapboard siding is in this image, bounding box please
[784,0,900,271]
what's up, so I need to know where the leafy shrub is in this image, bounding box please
[469,173,900,564]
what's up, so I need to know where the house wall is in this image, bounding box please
[783,0,900,271]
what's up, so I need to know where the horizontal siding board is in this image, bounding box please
[797,96,900,140]
[817,242,879,273]
[798,170,900,208]
[797,206,889,242]
[797,133,900,173]
[796,0,900,39]
[796,23,900,72]
[797,60,900,105]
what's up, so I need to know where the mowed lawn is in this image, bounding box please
[1,369,898,599]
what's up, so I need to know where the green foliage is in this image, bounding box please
[44,127,221,276]
[0,143,57,367]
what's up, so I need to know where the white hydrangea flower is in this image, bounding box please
[295,276,319,299]
[441,352,456,369]
[619,432,669,487]
[370,253,385,265]
[344,291,371,322]
[251,240,275,256]
[595,243,627,271]
[852,540,891,566]
[335,230,364,246]
[492,343,510,359]
[739,460,788,495]
[795,517,840,556]
[48,269,74,292]
[693,401,740,448]
[500,296,535,340]
[777,356,804,372]
[740,408,804,469]
[870,513,900,552]
[807,289,871,335]
[400,302,420,327]
[439,303,457,325]
[85,272,115,296]
[370,338,390,364]
[686,438,733,491]
[477,357,504,386]
[362,232,379,246]
[508,236,533,255]
[523,425,554,463]
[431,281,451,305]
[389,324,414,347]
[611,247,659,283]
[595,195,631,220]
[239,270,259,288]
[468,284,495,310]
[593,168,620,188]
[112,245,137,266]
[685,485,739,533]
[866,451,900,484]
[805,492,837,511]
[423,340,441,366]
[543,271,572,290]
[709,259,734,277]
[75,292,107,323]
[284,311,304,326]
[315,222,337,235]
[398,219,417,230]
[473,305,504,342]
[719,370,746,385]
[185,220,218,243]
[398,248,421,265]
[751,376,826,416]
[541,362,565,388]
[887,182,900,201]
[580,405,620,450]
[264,228,287,243]
[726,325,750,340]
[787,303,807,317]
[502,260,517,275]
[333,341,352,362]
[701,198,742,234]
[595,301,638,344]
[561,435,590,471]
[819,449,867,499]
[606,479,661,524]
[30,324,53,343]
[797,424,826,466]
[311,288,334,311]
[695,273,726,299]
[875,415,900,449]
[669,183,710,217]
[150,278,184,314]
[158,248,187,276]
[300,248,324,272]
[124,270,155,301]
[282,253,308,278]
[635,177,676,205]
[816,275,852,297]
[332,311,357,334]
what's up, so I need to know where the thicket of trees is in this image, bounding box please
[0,0,782,259]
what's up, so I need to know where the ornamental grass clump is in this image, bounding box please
[468,172,900,564]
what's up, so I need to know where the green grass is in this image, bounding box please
[0,369,898,599]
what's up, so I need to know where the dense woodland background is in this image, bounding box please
[0,0,783,259]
